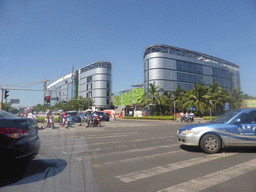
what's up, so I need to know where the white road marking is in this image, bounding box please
[89,143,180,159]
[157,158,256,192]
[89,136,172,146]
[115,153,236,183]
[92,149,184,168]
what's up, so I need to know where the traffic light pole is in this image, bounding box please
[0,87,3,110]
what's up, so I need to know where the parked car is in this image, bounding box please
[97,112,105,120]
[79,112,87,122]
[103,113,110,121]
[177,108,256,154]
[66,111,81,123]
[0,110,40,170]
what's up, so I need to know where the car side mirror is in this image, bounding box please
[232,119,241,124]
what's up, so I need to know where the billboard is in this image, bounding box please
[241,99,256,108]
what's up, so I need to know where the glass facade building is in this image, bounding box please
[143,44,240,93]
[46,61,112,108]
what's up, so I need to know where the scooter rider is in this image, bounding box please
[86,111,93,127]
[189,111,194,122]
[62,109,68,127]
[45,109,52,128]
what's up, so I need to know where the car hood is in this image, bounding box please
[178,123,224,132]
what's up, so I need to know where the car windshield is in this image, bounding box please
[67,112,78,116]
[212,109,243,123]
[0,110,19,118]
[98,112,104,115]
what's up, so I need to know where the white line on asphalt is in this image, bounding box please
[40,137,86,143]
[92,149,184,168]
[115,153,236,183]
[88,136,172,146]
[39,131,138,137]
[89,143,180,159]
[157,158,256,192]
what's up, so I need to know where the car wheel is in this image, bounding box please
[200,134,221,154]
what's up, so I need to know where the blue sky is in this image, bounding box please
[1,0,255,107]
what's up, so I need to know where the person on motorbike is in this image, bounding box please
[93,112,101,126]
[86,112,93,127]
[45,109,52,128]
[28,109,37,122]
[189,111,194,122]
[180,111,184,122]
[58,112,62,125]
[62,109,67,127]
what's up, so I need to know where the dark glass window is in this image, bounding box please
[87,92,92,98]
[107,91,109,96]
[194,64,202,74]
[87,76,92,83]
[177,60,186,72]
[87,83,92,90]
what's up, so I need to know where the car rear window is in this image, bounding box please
[0,110,19,118]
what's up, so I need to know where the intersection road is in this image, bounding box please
[1,119,256,192]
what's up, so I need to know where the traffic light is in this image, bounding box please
[45,96,51,103]
[4,89,9,99]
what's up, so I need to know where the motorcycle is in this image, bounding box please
[185,116,194,123]
[92,115,101,127]
[66,115,73,128]
[46,116,55,128]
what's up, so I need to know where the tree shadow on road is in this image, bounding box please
[0,158,67,187]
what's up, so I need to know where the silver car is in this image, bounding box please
[177,108,256,153]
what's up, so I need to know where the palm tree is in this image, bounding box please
[229,88,243,109]
[182,82,208,116]
[203,82,232,115]
[172,86,185,112]
[139,83,161,111]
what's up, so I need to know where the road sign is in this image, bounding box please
[225,103,229,111]
[189,107,195,111]
[10,99,20,104]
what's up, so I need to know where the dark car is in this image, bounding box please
[79,112,87,122]
[97,112,105,120]
[66,111,81,123]
[103,113,110,121]
[0,110,40,170]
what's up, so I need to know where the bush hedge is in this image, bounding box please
[203,116,219,120]
[122,116,175,120]
[36,116,60,123]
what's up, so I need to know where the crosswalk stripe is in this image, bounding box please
[157,158,256,192]
[90,144,180,158]
[93,149,184,168]
[115,153,236,183]
[89,136,172,146]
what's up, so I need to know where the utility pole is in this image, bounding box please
[174,101,176,118]
[0,87,3,110]
[72,63,74,99]
[27,78,50,104]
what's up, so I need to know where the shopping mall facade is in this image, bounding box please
[143,44,240,93]
[46,61,112,109]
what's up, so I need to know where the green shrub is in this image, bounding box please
[36,116,60,123]
[37,116,45,123]
[122,116,175,120]
[203,116,218,120]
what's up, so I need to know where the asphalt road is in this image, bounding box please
[1,119,256,192]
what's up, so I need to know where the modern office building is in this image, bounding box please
[143,44,240,93]
[46,61,112,109]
